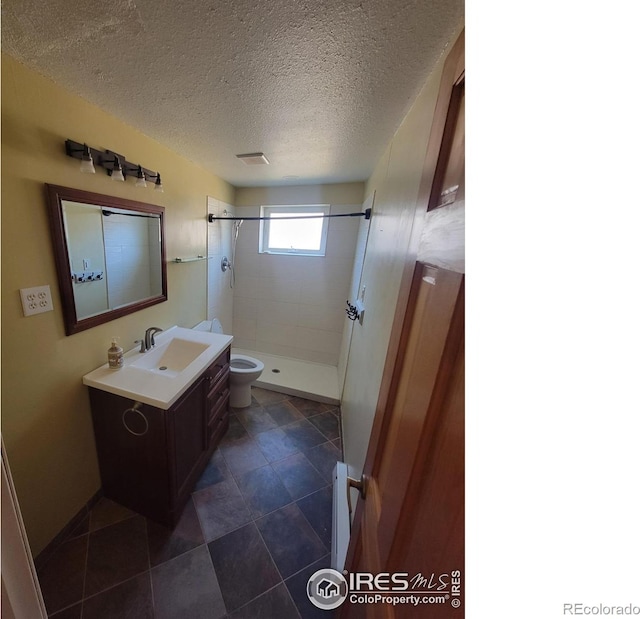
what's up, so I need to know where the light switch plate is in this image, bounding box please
[20,285,54,316]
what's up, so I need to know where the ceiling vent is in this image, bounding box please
[236,152,269,165]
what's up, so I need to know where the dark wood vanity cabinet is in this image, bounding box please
[88,346,230,527]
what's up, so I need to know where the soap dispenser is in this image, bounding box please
[107,337,124,370]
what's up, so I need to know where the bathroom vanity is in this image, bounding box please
[83,327,232,526]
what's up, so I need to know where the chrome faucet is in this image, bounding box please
[144,327,163,351]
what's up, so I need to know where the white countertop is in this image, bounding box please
[82,326,233,410]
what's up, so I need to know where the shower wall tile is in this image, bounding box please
[256,277,302,304]
[232,337,257,351]
[234,252,261,273]
[233,303,258,321]
[296,328,343,355]
[297,303,345,333]
[231,202,360,365]
[233,318,257,341]
[295,350,338,365]
[207,197,234,331]
[258,324,298,347]
[257,301,299,327]
[325,228,359,258]
[232,275,262,300]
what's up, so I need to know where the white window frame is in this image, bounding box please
[259,204,330,256]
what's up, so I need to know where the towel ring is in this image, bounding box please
[122,402,149,436]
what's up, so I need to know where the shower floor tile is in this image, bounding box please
[37,388,343,618]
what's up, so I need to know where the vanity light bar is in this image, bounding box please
[65,139,163,191]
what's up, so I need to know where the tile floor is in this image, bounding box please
[37,388,343,619]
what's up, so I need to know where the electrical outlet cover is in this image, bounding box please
[20,285,54,316]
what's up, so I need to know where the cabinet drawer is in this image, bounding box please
[208,381,230,422]
[208,412,229,449]
[207,366,229,397]
[206,348,231,385]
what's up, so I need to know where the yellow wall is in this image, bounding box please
[1,54,235,555]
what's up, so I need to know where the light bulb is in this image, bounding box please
[80,146,95,173]
[111,157,125,182]
[135,166,147,187]
[154,174,163,192]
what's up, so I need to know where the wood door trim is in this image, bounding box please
[417,30,465,214]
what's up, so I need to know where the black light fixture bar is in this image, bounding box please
[207,208,371,223]
[65,139,161,187]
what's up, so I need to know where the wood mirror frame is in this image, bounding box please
[46,184,168,335]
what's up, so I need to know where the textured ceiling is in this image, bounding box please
[2,0,463,187]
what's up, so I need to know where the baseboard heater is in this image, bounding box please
[331,462,350,572]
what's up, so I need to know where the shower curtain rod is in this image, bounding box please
[208,208,371,223]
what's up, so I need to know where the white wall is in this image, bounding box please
[233,183,364,365]
[341,28,462,482]
[337,191,374,393]
[207,196,235,332]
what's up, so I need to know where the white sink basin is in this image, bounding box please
[82,326,233,409]
[130,338,209,378]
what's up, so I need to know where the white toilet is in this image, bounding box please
[209,319,264,408]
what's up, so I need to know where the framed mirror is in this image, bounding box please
[46,184,167,335]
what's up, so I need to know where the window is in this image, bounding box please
[259,205,330,256]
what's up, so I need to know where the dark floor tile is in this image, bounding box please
[192,478,252,541]
[332,438,343,457]
[151,545,226,619]
[224,414,249,441]
[219,434,268,475]
[265,401,305,426]
[208,523,281,613]
[194,448,230,491]
[234,406,279,436]
[66,514,90,540]
[231,394,260,412]
[251,387,291,405]
[37,535,87,615]
[84,515,149,597]
[235,465,293,518]
[49,602,82,619]
[288,398,333,418]
[285,555,335,619]
[255,504,327,579]
[82,572,153,619]
[304,442,342,483]
[228,583,300,619]
[283,420,327,451]
[147,497,204,567]
[254,427,300,463]
[272,453,327,501]
[307,412,341,441]
[89,498,136,532]
[297,486,333,550]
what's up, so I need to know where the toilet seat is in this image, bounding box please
[231,354,264,373]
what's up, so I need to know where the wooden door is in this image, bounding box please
[340,265,464,619]
[339,29,465,619]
